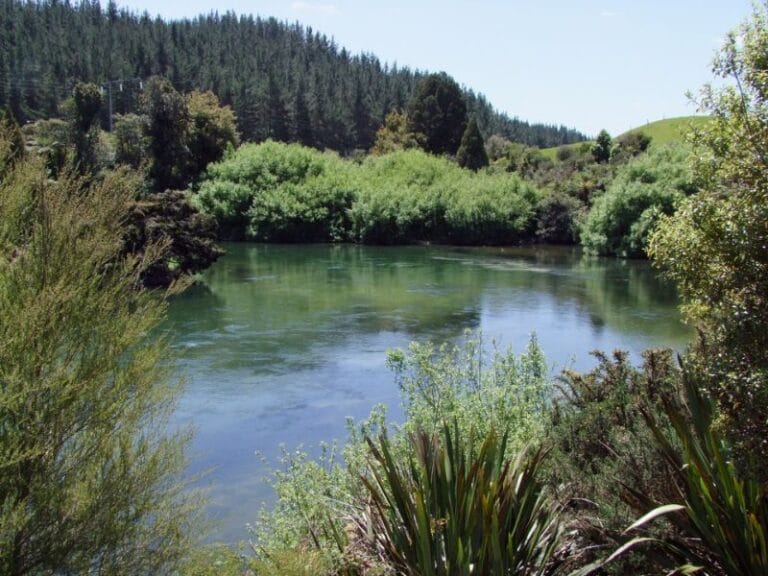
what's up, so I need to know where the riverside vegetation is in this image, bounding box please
[1,1,768,575]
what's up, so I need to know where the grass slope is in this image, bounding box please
[621,115,711,145]
[539,115,711,159]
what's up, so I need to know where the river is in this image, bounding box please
[165,243,689,543]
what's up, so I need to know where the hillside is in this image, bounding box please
[0,0,586,152]
[538,115,711,159]
[620,115,711,145]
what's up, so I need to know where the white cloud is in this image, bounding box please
[599,10,620,18]
[291,1,339,16]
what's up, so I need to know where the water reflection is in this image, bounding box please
[165,243,689,543]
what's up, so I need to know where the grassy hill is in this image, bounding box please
[620,115,711,145]
[539,140,591,160]
[539,115,711,159]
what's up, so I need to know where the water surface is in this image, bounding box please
[166,243,689,542]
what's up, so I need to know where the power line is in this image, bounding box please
[100,77,144,131]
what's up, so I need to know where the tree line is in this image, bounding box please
[0,0,586,152]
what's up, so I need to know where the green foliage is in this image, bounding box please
[535,192,582,244]
[505,145,554,180]
[407,73,468,156]
[648,2,768,476]
[0,128,198,574]
[581,145,698,257]
[349,149,452,243]
[442,170,539,244]
[370,111,422,156]
[456,116,489,171]
[599,369,768,576]
[350,149,539,244]
[591,129,612,163]
[250,334,556,574]
[0,1,587,151]
[186,90,240,179]
[181,545,255,576]
[197,144,541,245]
[114,113,148,169]
[249,442,354,573]
[247,170,355,242]
[485,133,512,162]
[387,334,551,456]
[69,82,103,174]
[195,141,354,241]
[612,131,651,162]
[361,424,562,576]
[548,350,681,547]
[141,76,190,191]
[0,111,24,177]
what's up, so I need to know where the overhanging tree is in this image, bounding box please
[649,0,768,481]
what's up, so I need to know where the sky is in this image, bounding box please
[115,0,754,136]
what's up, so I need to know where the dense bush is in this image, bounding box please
[195,141,355,241]
[352,150,539,245]
[581,145,698,257]
[535,192,582,244]
[547,350,682,573]
[348,150,448,243]
[649,2,768,481]
[196,144,541,246]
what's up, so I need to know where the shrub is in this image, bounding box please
[581,145,698,257]
[546,350,682,574]
[360,424,563,576]
[250,334,555,573]
[596,368,768,576]
[351,150,539,245]
[442,171,538,244]
[195,141,353,241]
[535,192,582,244]
[0,128,198,574]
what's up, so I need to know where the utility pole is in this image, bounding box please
[100,78,144,131]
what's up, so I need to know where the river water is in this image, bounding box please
[165,243,689,543]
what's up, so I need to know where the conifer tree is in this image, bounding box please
[352,78,375,150]
[457,116,489,170]
[294,80,314,147]
[266,73,291,142]
[407,73,468,155]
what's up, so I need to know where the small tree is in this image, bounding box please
[591,129,612,163]
[186,90,239,179]
[0,125,199,574]
[70,82,103,174]
[370,111,421,155]
[456,116,489,170]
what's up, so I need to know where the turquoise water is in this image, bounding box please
[165,243,689,542]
